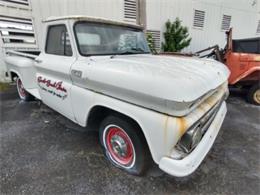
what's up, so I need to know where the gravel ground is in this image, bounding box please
[0,85,260,195]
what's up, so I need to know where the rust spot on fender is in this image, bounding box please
[177,117,187,136]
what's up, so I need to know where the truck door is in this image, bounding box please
[35,24,76,121]
[229,39,257,84]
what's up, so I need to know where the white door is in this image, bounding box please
[35,24,76,121]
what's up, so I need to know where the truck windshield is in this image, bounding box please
[74,22,151,56]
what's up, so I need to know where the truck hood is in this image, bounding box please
[81,54,229,116]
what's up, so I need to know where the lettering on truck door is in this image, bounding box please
[35,23,76,121]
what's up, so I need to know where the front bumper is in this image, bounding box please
[159,101,227,177]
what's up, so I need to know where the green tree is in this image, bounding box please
[146,32,156,54]
[162,18,191,52]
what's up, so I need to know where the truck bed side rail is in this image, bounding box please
[6,50,39,60]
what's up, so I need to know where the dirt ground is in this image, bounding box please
[0,85,259,195]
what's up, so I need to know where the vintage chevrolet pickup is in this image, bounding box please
[5,16,230,177]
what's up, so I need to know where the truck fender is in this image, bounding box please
[9,69,21,82]
[231,66,260,84]
[85,103,157,162]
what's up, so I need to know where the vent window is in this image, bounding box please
[193,10,205,29]
[0,15,36,48]
[257,20,260,34]
[124,0,137,20]
[221,15,231,31]
[146,30,161,52]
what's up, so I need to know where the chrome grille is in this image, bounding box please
[176,96,224,154]
[199,98,224,134]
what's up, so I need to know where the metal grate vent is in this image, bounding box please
[146,30,161,52]
[193,10,205,28]
[124,0,137,20]
[221,15,231,31]
[257,20,260,34]
[0,0,29,6]
[0,15,36,49]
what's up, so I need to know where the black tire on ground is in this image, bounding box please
[99,115,149,175]
[247,83,260,105]
[16,77,34,101]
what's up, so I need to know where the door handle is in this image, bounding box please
[71,69,82,78]
[35,59,42,64]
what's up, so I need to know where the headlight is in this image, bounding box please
[178,124,203,153]
[170,125,203,160]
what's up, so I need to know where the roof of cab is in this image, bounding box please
[43,15,143,29]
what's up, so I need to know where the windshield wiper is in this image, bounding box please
[110,48,149,58]
[118,51,137,55]
[110,51,133,58]
[118,48,147,55]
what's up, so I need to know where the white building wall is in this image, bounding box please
[146,0,259,52]
[0,0,33,82]
[30,0,125,50]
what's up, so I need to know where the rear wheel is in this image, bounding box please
[16,77,34,101]
[247,83,260,105]
[99,115,149,175]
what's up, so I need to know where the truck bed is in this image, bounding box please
[5,50,41,99]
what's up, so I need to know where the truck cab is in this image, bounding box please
[224,29,260,105]
[5,15,229,177]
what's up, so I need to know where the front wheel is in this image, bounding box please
[16,77,34,101]
[247,83,260,105]
[99,115,149,175]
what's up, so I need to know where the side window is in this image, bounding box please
[45,25,72,56]
[233,40,260,54]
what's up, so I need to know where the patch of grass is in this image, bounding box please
[0,82,10,92]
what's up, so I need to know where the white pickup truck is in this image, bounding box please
[5,15,230,177]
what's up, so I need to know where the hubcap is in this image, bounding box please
[111,135,128,157]
[105,126,134,166]
[253,89,260,104]
[17,78,26,98]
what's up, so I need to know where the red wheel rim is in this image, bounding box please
[105,126,134,166]
[17,78,26,98]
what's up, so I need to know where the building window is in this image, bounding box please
[146,30,161,52]
[221,15,231,31]
[257,20,260,34]
[193,10,205,29]
[124,0,137,21]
